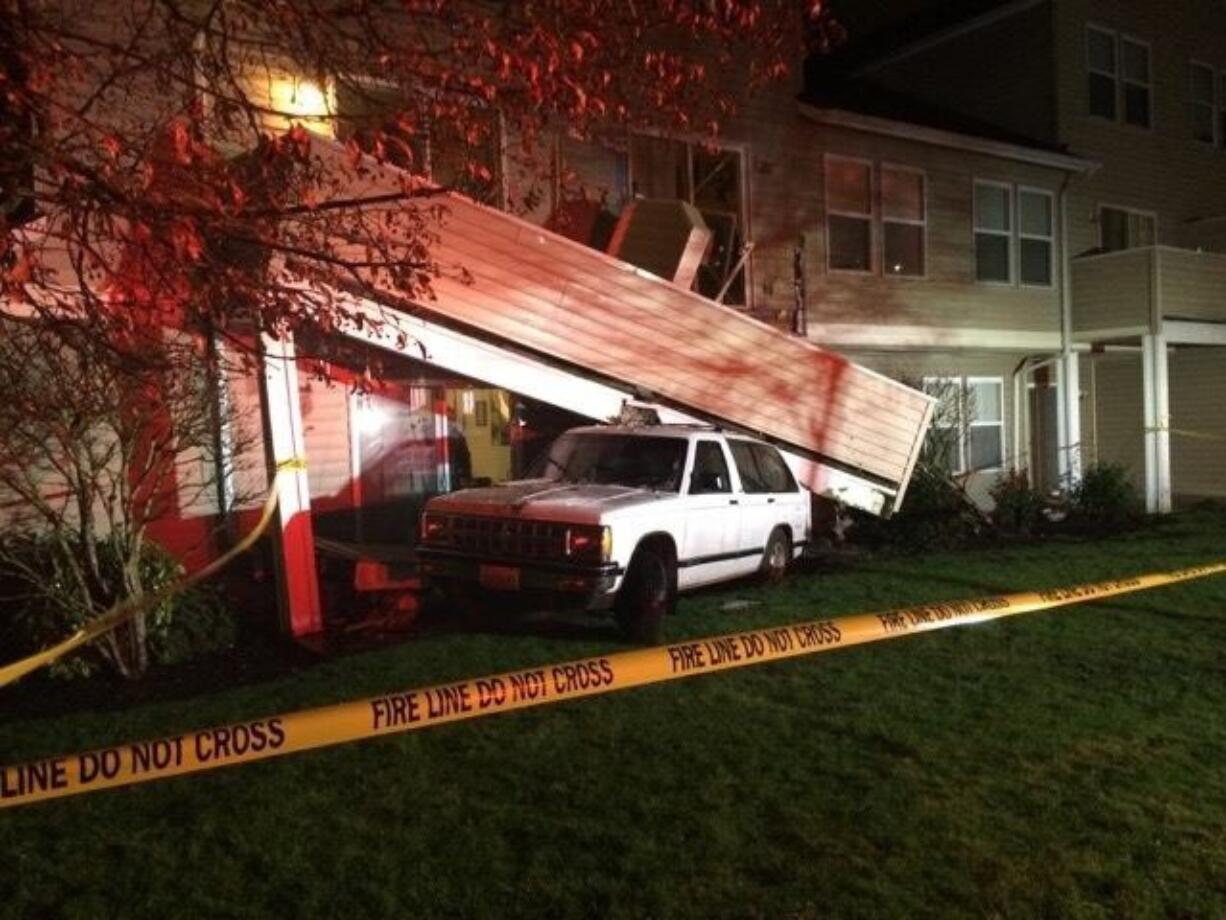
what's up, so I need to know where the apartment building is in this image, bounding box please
[825,0,1226,511]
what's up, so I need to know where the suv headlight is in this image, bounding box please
[565,525,612,563]
[421,512,449,543]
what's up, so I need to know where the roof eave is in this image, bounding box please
[798,102,1099,174]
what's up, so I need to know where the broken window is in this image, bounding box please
[628,134,748,305]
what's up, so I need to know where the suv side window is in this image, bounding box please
[750,444,799,493]
[728,440,769,493]
[689,441,732,494]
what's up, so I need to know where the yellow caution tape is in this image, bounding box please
[2,557,1224,810]
[0,459,303,690]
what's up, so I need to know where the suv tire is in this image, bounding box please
[616,543,676,644]
[760,528,791,585]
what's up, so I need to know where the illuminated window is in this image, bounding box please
[266,75,334,137]
[881,166,925,277]
[1018,189,1053,287]
[1087,26,1151,128]
[921,377,1005,474]
[1191,62,1217,144]
[974,181,1012,283]
[825,155,873,272]
[1100,205,1156,251]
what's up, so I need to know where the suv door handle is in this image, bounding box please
[729,499,739,505]
[767,497,776,504]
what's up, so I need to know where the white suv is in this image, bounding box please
[418,425,811,641]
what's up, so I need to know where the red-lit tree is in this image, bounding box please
[0,0,839,674]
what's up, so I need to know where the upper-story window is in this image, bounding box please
[881,166,926,277]
[825,155,873,273]
[1190,62,1218,144]
[974,182,1053,287]
[1100,205,1156,251]
[628,135,748,305]
[825,157,926,277]
[1018,189,1054,287]
[1087,26,1151,128]
[974,181,1012,283]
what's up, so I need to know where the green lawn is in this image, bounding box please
[4,512,1226,918]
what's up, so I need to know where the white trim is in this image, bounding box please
[808,323,1062,350]
[1142,332,1171,513]
[823,153,876,275]
[797,104,1096,174]
[1017,185,1055,288]
[1070,325,1150,342]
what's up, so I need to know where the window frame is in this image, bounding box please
[921,375,1007,475]
[1086,24,1119,122]
[964,376,1006,474]
[880,162,928,279]
[1190,60,1218,146]
[973,179,1015,286]
[626,131,754,307]
[1017,185,1055,289]
[1097,202,1158,251]
[1119,34,1153,129]
[823,153,876,276]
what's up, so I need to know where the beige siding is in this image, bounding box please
[1071,248,1152,333]
[1169,347,1226,499]
[1084,352,1145,490]
[299,379,354,510]
[1053,1,1226,257]
[1158,248,1226,322]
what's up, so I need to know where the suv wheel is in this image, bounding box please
[760,528,791,585]
[615,544,676,644]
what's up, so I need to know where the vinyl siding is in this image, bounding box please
[1169,347,1226,499]
[1070,248,1152,333]
[1158,247,1226,322]
[1084,351,1145,490]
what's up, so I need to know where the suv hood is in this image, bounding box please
[425,479,670,523]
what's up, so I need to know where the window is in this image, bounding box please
[974,181,1012,283]
[728,441,798,494]
[921,377,1005,474]
[1087,27,1151,128]
[1190,62,1217,144]
[1018,189,1054,286]
[825,156,873,272]
[1121,38,1152,127]
[1087,26,1117,120]
[881,166,925,276]
[629,135,748,304]
[690,441,732,494]
[1100,205,1156,251]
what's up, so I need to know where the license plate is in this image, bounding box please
[479,564,521,591]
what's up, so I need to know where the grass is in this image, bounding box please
[3,511,1226,918]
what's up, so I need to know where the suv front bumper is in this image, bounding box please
[417,547,623,606]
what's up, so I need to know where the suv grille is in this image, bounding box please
[434,515,569,560]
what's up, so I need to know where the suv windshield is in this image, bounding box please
[532,433,688,491]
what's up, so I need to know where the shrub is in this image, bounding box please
[0,535,236,680]
[990,470,1048,537]
[1068,463,1143,533]
[850,465,985,552]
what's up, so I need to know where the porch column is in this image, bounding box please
[1059,351,1083,485]
[259,331,324,636]
[1141,332,1172,514]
